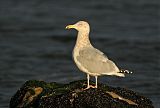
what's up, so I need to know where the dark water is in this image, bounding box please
[0,0,160,107]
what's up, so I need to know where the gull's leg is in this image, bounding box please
[87,74,90,88]
[84,74,92,90]
[95,76,98,88]
[84,74,98,90]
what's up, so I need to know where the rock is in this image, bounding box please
[10,80,154,108]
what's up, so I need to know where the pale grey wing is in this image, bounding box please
[77,47,119,75]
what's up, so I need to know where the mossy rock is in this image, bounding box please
[10,80,154,108]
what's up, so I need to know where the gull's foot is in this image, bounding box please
[83,85,97,90]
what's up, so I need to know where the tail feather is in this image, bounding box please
[119,69,132,74]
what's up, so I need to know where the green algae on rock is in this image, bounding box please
[10,80,154,108]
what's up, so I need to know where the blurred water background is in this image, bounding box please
[0,0,159,107]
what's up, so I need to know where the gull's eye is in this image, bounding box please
[78,23,82,26]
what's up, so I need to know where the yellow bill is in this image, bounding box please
[65,25,76,29]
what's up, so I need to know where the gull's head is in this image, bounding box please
[66,21,90,33]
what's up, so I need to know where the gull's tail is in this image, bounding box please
[119,69,133,74]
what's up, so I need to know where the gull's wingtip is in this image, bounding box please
[119,69,133,74]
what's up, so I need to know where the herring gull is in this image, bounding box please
[66,21,132,89]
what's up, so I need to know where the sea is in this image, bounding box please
[0,0,159,107]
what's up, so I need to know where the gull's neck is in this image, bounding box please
[75,31,92,48]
